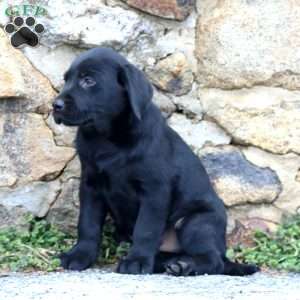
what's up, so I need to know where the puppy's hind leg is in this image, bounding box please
[166,213,226,276]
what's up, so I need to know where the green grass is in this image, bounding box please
[0,215,129,272]
[228,215,300,272]
[1,214,300,273]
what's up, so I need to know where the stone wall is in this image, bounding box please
[0,0,299,237]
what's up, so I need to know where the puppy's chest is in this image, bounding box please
[87,169,140,230]
[86,166,139,204]
[78,138,126,171]
[86,167,130,191]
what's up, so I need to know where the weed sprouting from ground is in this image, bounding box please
[0,215,129,272]
[228,215,300,272]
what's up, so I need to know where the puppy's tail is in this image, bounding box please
[223,257,260,276]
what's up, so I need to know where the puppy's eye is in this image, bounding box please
[79,76,96,88]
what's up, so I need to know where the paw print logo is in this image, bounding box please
[4,16,45,48]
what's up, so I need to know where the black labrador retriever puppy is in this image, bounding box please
[52,47,259,276]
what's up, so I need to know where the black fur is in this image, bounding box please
[53,47,259,276]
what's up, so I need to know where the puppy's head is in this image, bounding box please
[53,48,153,130]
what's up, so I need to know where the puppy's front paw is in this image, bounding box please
[60,244,97,271]
[117,256,154,274]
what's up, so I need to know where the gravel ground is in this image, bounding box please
[1,269,300,300]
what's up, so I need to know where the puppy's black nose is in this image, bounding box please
[53,99,65,112]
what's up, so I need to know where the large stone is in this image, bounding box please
[198,146,282,207]
[0,29,56,113]
[168,114,230,151]
[196,0,300,89]
[0,113,75,187]
[34,3,155,50]
[243,147,300,213]
[147,52,194,96]
[121,0,194,21]
[199,87,300,154]
[0,181,60,228]
[47,178,80,234]
[22,45,83,91]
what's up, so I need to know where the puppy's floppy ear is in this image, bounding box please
[118,63,153,120]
